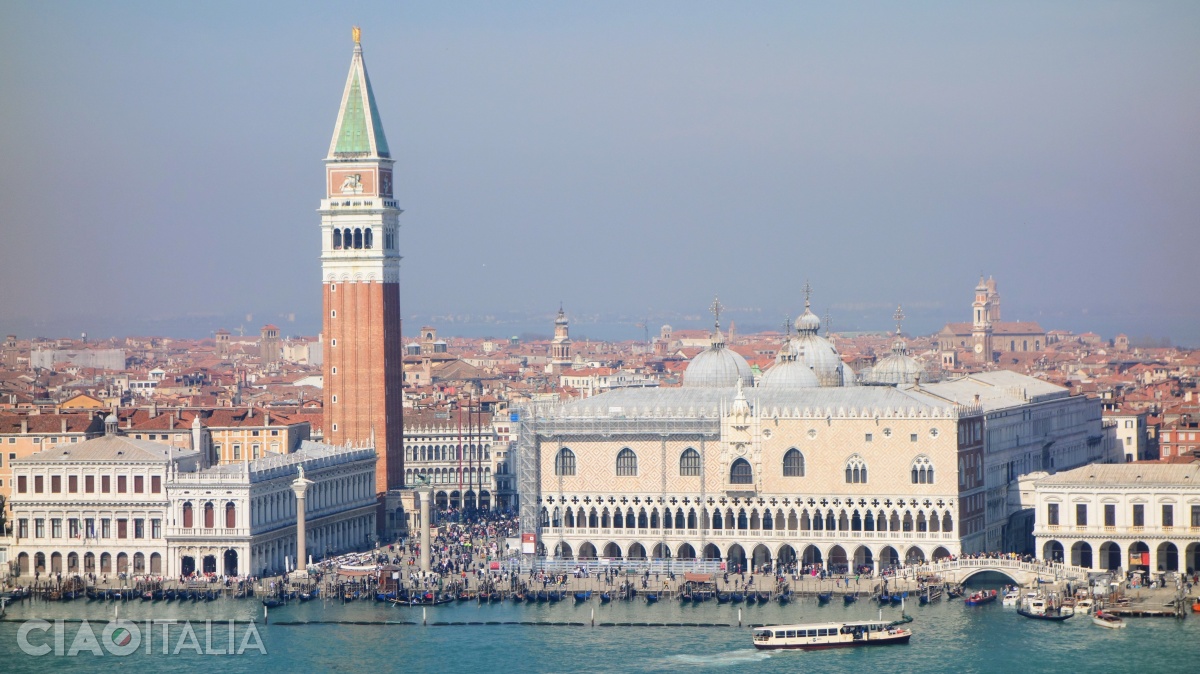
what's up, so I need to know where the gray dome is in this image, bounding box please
[867,338,925,386]
[795,308,821,334]
[791,332,845,386]
[684,334,754,388]
[759,342,820,389]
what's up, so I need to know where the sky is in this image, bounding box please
[1,1,1198,344]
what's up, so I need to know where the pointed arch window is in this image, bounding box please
[845,454,868,484]
[782,448,805,477]
[729,458,753,484]
[679,448,701,476]
[554,448,576,476]
[616,448,638,476]
[911,455,934,484]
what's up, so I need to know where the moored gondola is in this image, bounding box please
[575,591,592,603]
[844,593,858,604]
[600,592,612,604]
[717,592,731,604]
[817,592,833,604]
[644,593,659,604]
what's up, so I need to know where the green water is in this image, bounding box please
[1,587,1197,673]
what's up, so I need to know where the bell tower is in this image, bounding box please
[320,28,405,508]
[551,306,572,366]
[971,276,993,364]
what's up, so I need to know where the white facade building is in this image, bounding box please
[8,417,376,579]
[1031,463,1200,575]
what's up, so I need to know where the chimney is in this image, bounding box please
[264,411,270,427]
[61,418,67,434]
[21,418,28,434]
[973,394,981,405]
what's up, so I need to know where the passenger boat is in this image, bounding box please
[752,620,913,651]
[964,590,998,606]
[1017,596,1072,621]
[1092,611,1126,629]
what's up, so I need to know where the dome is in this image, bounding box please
[795,308,821,334]
[866,338,925,386]
[791,332,845,386]
[759,342,820,389]
[684,332,754,388]
[105,413,118,424]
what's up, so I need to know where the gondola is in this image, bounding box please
[548,591,563,603]
[744,593,757,605]
[1017,607,1073,621]
[890,593,905,605]
[489,592,502,603]
[536,591,549,603]
[758,592,771,604]
[600,592,612,604]
[817,592,833,604]
[644,593,659,604]
[777,591,793,605]
[298,591,316,602]
[878,593,893,604]
[575,591,592,603]
[730,592,744,604]
[843,593,858,604]
[141,591,154,601]
[262,597,286,608]
[717,592,731,604]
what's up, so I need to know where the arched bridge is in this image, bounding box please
[898,558,1092,586]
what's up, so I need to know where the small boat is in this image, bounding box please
[817,592,833,604]
[717,592,731,604]
[524,593,537,604]
[843,594,857,605]
[262,597,286,608]
[489,592,502,603]
[878,593,893,604]
[574,591,591,603]
[536,591,548,603]
[753,619,913,651]
[1192,601,1200,614]
[758,592,772,604]
[1002,590,1020,606]
[731,592,745,604]
[1017,606,1073,621]
[1075,598,1094,615]
[946,585,965,599]
[890,593,905,605]
[1092,611,1126,629]
[644,593,659,604]
[547,591,562,603]
[777,592,793,605]
[141,591,154,601]
[599,593,611,604]
[965,590,998,606]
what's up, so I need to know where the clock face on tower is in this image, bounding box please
[974,343,984,354]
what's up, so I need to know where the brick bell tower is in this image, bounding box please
[320,28,405,525]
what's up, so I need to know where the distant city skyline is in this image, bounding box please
[2,3,1197,345]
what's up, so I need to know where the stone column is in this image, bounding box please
[419,488,432,573]
[291,468,314,579]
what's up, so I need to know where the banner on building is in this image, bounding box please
[521,533,536,554]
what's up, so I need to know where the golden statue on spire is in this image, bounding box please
[352,26,362,44]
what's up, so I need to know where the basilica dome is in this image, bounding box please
[867,337,925,386]
[684,330,754,388]
[759,342,820,389]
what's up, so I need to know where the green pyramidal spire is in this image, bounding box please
[328,33,390,159]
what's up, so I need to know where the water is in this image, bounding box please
[2,586,1198,673]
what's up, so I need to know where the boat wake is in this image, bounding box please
[667,649,773,667]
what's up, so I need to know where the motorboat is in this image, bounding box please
[753,620,912,651]
[1075,598,1094,615]
[1092,611,1126,629]
[964,590,998,606]
[1002,589,1020,606]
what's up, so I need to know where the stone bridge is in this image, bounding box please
[898,558,1092,586]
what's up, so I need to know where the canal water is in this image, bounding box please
[2,575,1197,673]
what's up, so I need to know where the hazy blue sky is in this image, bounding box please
[2,2,1198,343]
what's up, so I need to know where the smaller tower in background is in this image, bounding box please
[551,306,572,366]
[260,325,280,368]
[215,329,230,360]
[971,276,993,364]
[985,276,1001,322]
